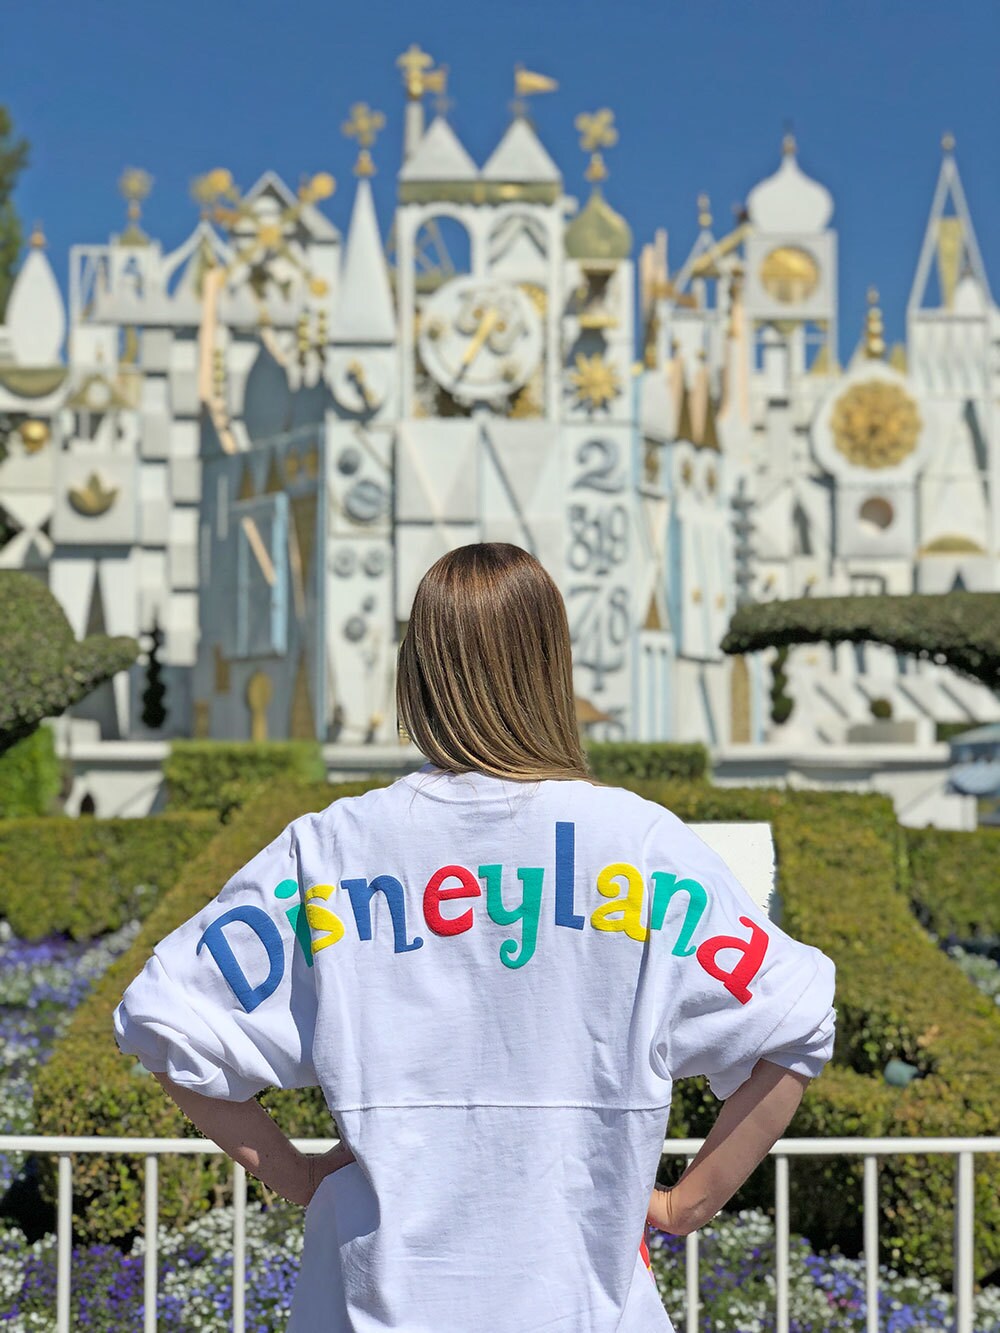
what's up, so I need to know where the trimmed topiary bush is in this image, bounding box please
[585,741,708,783]
[163,741,327,817]
[0,572,137,755]
[0,727,62,817]
[722,591,1000,692]
[0,813,218,940]
[904,826,1000,941]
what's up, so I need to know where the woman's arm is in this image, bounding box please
[647,1059,809,1235]
[153,1073,354,1206]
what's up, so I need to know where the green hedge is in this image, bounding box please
[0,727,62,817]
[0,571,137,755]
[35,780,1000,1280]
[0,813,218,940]
[164,741,327,816]
[585,742,708,783]
[904,826,1000,940]
[722,591,1000,691]
[34,781,383,1243]
[634,782,1000,1280]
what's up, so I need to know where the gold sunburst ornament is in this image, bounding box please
[568,352,620,411]
[831,380,922,469]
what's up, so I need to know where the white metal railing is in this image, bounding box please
[2,1134,998,1333]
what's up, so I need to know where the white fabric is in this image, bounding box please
[114,768,836,1332]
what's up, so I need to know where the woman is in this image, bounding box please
[114,542,835,1332]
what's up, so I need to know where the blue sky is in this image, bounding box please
[5,0,999,357]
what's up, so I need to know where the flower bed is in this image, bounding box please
[0,920,140,1197]
[3,1205,1000,1332]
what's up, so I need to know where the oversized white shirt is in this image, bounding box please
[114,768,836,1332]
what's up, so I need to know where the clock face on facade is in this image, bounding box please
[417,277,543,404]
[759,245,821,304]
[831,380,922,469]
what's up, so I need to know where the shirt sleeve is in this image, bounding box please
[647,814,836,1100]
[112,821,319,1102]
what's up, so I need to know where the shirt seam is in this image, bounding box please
[330,1099,674,1112]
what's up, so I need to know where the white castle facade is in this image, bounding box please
[1,51,998,800]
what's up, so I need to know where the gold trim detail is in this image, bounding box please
[68,473,119,517]
[568,352,621,411]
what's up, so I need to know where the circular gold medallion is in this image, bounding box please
[831,380,921,469]
[759,245,820,304]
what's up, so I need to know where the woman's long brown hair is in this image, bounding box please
[396,543,592,782]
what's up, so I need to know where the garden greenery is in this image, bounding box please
[722,591,1000,691]
[28,779,1000,1283]
[0,572,137,755]
[0,813,217,940]
[0,727,62,817]
[163,740,327,817]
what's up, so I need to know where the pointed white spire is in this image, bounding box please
[482,118,560,183]
[908,135,993,312]
[400,116,478,182]
[7,230,66,365]
[330,178,395,343]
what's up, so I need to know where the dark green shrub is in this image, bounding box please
[870,697,893,720]
[722,591,1000,691]
[769,646,793,725]
[0,812,218,940]
[164,741,327,816]
[905,826,1000,940]
[0,571,137,755]
[0,727,62,817]
[585,741,708,783]
[140,621,167,730]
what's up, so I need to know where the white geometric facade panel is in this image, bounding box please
[50,456,137,545]
[396,420,479,524]
[395,522,479,622]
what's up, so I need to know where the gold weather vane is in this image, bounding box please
[511,64,558,118]
[397,43,435,99]
[575,108,618,184]
[698,193,713,229]
[118,167,153,244]
[342,102,386,177]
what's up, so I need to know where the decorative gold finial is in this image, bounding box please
[118,167,153,245]
[782,132,797,157]
[697,193,712,229]
[397,43,434,99]
[512,64,558,118]
[29,221,46,249]
[941,131,956,154]
[342,102,386,177]
[575,108,618,187]
[864,286,886,359]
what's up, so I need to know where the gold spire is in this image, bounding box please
[782,132,797,157]
[697,192,712,230]
[118,167,153,246]
[575,108,618,186]
[941,131,956,154]
[342,102,386,177]
[397,44,435,99]
[29,221,46,249]
[864,285,886,359]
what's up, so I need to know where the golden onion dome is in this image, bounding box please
[564,188,632,261]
